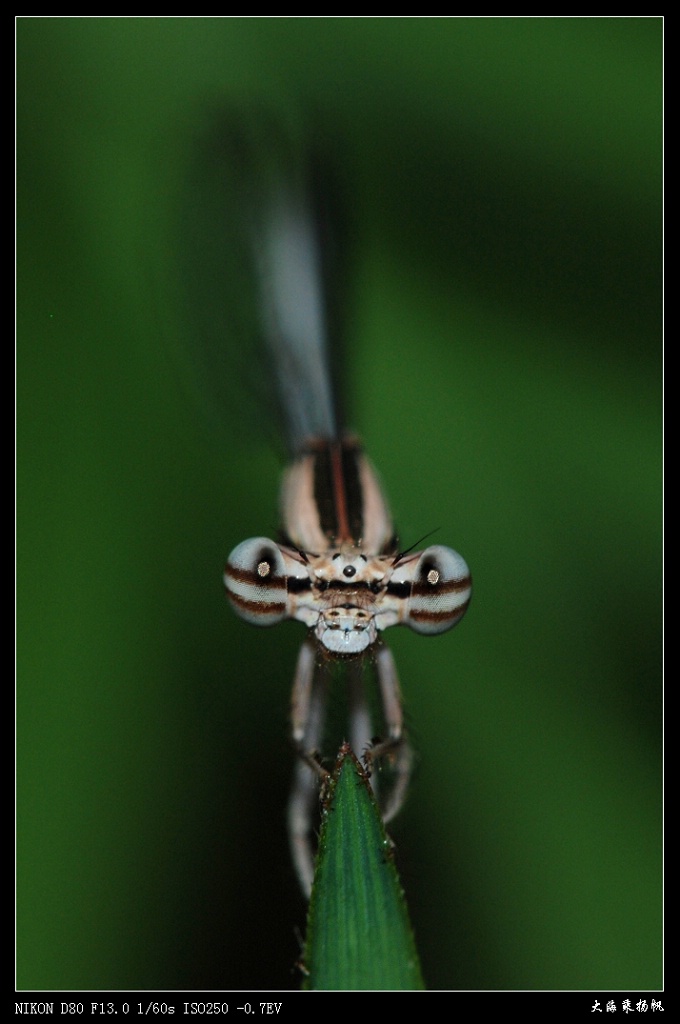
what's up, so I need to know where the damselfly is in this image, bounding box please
[221,124,471,896]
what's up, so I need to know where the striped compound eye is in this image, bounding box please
[393,545,472,635]
[224,538,290,627]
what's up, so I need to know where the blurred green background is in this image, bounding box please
[17,18,661,991]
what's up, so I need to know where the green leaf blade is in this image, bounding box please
[302,744,425,991]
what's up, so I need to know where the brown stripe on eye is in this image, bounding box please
[225,563,287,588]
[409,598,471,623]
[411,574,472,596]
[226,591,287,615]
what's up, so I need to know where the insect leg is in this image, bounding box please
[288,637,329,897]
[366,643,413,824]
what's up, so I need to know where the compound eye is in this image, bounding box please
[400,545,472,635]
[224,538,289,626]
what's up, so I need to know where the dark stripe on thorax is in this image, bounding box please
[312,440,364,544]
